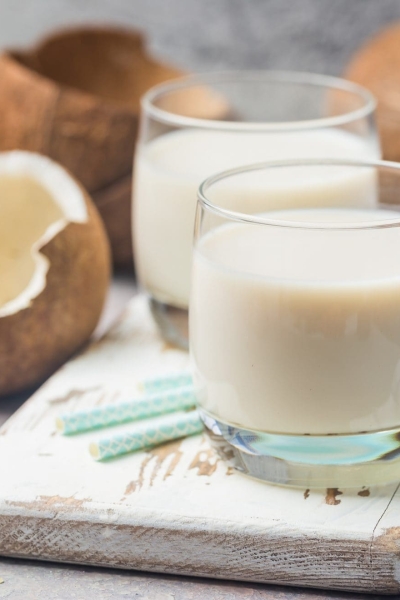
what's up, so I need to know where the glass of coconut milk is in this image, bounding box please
[191,160,400,488]
[133,72,379,349]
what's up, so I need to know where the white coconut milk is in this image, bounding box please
[133,129,378,308]
[190,207,400,435]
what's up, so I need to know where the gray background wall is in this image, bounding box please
[1,0,400,75]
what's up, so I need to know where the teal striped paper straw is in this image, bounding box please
[56,386,196,435]
[140,372,193,394]
[89,410,203,461]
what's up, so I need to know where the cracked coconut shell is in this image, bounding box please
[0,151,110,396]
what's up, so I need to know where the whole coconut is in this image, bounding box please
[0,151,110,396]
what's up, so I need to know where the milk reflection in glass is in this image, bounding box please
[190,164,400,436]
[134,129,378,308]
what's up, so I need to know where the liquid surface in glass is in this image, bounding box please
[191,207,400,435]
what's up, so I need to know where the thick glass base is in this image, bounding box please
[200,410,400,488]
[150,297,189,351]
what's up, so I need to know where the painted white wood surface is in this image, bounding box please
[0,295,400,594]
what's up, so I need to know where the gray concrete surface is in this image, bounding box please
[1,0,400,75]
[0,557,390,600]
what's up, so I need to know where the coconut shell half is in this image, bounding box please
[0,27,183,268]
[0,28,182,192]
[0,151,110,396]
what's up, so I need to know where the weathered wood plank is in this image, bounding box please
[0,295,399,593]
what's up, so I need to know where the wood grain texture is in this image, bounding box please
[0,295,400,594]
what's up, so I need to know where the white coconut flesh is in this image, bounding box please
[0,151,88,318]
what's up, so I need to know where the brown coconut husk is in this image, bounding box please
[0,27,182,268]
[345,22,400,162]
[0,151,110,396]
[0,198,110,396]
[92,173,133,268]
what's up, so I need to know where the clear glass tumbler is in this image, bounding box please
[133,71,379,349]
[191,160,400,489]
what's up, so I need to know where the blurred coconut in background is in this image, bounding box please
[0,27,183,269]
[346,23,400,163]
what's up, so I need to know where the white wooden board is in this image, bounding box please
[1,295,400,594]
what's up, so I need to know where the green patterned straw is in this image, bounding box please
[89,410,203,461]
[140,372,193,394]
[56,386,196,435]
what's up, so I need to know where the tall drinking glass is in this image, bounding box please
[191,160,400,489]
[133,72,378,348]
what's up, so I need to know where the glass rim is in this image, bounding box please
[142,70,377,132]
[198,159,400,231]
